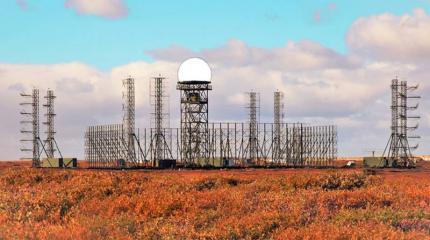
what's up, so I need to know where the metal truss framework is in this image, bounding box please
[43,89,57,158]
[273,91,285,163]
[123,77,136,163]
[85,122,337,168]
[20,88,63,167]
[177,81,212,166]
[384,78,420,167]
[246,92,260,162]
[150,75,173,164]
[20,88,41,167]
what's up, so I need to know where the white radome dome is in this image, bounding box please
[177,57,212,82]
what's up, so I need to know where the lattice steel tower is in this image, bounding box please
[150,75,172,164]
[177,80,212,166]
[123,77,136,163]
[273,91,285,163]
[246,91,260,162]
[20,88,41,167]
[43,89,56,158]
[384,78,420,167]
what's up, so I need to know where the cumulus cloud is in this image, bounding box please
[148,39,360,71]
[64,0,128,19]
[8,83,25,92]
[347,8,430,62]
[55,78,94,94]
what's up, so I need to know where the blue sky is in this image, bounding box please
[1,0,430,69]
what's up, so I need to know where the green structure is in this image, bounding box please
[41,158,77,168]
[363,157,398,168]
[192,158,235,168]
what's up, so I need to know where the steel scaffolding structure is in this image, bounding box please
[149,75,173,164]
[273,91,285,164]
[177,80,212,166]
[43,89,58,158]
[122,77,136,163]
[245,92,260,164]
[85,122,337,168]
[384,78,420,167]
[20,88,41,167]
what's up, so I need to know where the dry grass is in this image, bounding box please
[0,162,429,239]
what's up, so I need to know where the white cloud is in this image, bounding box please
[64,0,128,19]
[148,39,360,71]
[347,8,430,63]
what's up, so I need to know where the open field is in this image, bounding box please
[0,161,429,239]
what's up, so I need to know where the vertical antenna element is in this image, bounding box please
[406,82,421,149]
[20,88,40,167]
[247,91,260,162]
[150,75,172,164]
[273,91,285,163]
[384,78,420,167]
[32,89,40,165]
[400,81,408,159]
[43,89,56,158]
[123,77,136,163]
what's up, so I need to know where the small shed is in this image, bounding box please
[41,158,77,168]
[363,157,397,168]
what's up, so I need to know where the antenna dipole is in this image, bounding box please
[20,88,40,167]
[384,78,420,167]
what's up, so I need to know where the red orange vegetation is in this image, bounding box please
[0,166,429,239]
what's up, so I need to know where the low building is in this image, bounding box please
[363,157,398,168]
[41,158,77,168]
